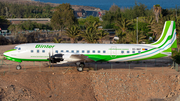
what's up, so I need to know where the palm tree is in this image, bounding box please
[85,21,101,29]
[153,4,162,23]
[115,29,126,43]
[115,17,132,33]
[98,30,109,43]
[53,37,62,43]
[81,26,99,43]
[150,15,166,40]
[65,25,81,43]
[81,21,102,43]
[126,31,146,44]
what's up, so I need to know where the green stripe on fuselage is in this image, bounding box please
[4,55,48,62]
[133,53,167,61]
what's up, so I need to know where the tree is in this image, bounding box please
[133,2,147,18]
[0,16,11,30]
[51,3,77,32]
[26,32,40,43]
[115,17,132,33]
[53,37,62,43]
[150,15,166,40]
[0,36,10,45]
[126,31,146,44]
[65,25,81,43]
[82,26,99,43]
[172,50,180,64]
[84,16,100,28]
[98,30,108,43]
[109,3,120,13]
[115,30,126,43]
[14,33,27,43]
[102,8,121,29]
[153,4,162,23]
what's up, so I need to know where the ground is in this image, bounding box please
[0,44,180,101]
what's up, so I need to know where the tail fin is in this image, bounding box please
[151,21,177,49]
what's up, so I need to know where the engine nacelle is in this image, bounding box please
[48,53,72,63]
[48,54,64,63]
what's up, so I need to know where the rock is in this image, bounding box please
[167,92,175,98]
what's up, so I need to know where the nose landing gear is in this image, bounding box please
[16,63,22,70]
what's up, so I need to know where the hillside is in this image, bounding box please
[0,0,101,11]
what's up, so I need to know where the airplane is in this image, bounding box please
[3,21,177,72]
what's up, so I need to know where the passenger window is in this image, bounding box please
[132,51,135,53]
[42,50,45,53]
[87,50,90,53]
[76,50,79,53]
[103,50,106,53]
[37,50,39,53]
[98,50,100,53]
[121,51,124,53]
[71,50,74,53]
[93,50,95,53]
[61,50,63,52]
[138,51,141,53]
[82,50,84,53]
[127,51,129,53]
[31,50,33,53]
[66,50,69,52]
[55,50,58,53]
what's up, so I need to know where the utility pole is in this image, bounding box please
[137,17,138,44]
[5,7,8,17]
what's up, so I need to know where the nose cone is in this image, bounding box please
[3,49,16,57]
[3,52,8,56]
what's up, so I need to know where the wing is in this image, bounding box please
[70,54,106,62]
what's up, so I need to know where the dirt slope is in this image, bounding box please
[0,64,180,101]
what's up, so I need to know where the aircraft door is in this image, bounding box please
[110,46,117,58]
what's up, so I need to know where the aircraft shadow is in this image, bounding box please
[48,61,171,71]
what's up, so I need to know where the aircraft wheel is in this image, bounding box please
[77,63,85,72]
[77,66,83,72]
[16,65,22,70]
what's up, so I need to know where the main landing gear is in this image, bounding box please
[76,62,85,72]
[16,62,22,70]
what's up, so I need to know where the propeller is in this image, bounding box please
[48,52,51,68]
[48,47,54,68]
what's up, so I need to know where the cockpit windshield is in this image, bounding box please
[14,47,21,50]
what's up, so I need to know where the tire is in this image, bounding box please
[16,65,22,70]
[77,66,83,72]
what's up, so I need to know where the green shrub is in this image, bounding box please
[172,50,180,64]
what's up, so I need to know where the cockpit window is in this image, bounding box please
[18,48,21,50]
[14,47,18,49]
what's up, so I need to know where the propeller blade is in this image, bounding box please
[49,52,51,68]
